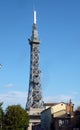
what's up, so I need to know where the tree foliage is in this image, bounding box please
[77,106,80,111]
[72,115,80,128]
[71,109,80,128]
[3,105,29,130]
[0,102,3,129]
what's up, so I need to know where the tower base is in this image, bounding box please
[27,108,44,130]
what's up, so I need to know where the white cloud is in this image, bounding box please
[0,91,27,110]
[5,83,13,88]
[0,91,79,110]
[44,94,73,103]
[44,92,80,109]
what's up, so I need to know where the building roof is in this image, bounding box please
[44,102,67,107]
[44,103,58,106]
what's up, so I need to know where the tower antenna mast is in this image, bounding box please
[34,10,37,24]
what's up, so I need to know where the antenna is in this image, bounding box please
[34,10,36,24]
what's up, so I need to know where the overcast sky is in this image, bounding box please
[0,0,80,110]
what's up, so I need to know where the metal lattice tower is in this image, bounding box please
[26,10,43,110]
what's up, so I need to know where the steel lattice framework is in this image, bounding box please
[26,11,43,110]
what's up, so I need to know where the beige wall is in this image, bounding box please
[51,103,66,114]
[54,110,66,117]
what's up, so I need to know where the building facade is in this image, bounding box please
[41,101,74,130]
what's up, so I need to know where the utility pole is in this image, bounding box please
[0,64,2,69]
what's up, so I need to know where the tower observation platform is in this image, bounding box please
[26,10,44,130]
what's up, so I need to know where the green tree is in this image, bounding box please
[71,109,80,128]
[3,105,29,130]
[72,115,80,128]
[77,106,80,111]
[0,102,3,129]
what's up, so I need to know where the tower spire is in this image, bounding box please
[29,10,40,43]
